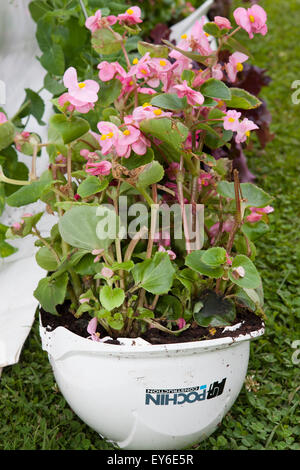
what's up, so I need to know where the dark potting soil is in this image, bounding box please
[40,302,264,346]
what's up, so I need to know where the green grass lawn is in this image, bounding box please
[0,0,299,450]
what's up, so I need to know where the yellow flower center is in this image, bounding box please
[123,130,131,136]
[78,82,86,89]
[126,8,134,15]
[142,102,151,107]
[140,68,148,75]
[129,80,134,86]
[153,109,162,116]
[159,60,167,67]
[236,62,244,72]
[133,58,139,65]
[181,34,187,39]
[209,328,216,336]
[228,117,235,123]
[107,132,114,138]
[245,130,250,137]
[205,32,209,37]
[249,14,255,23]
[217,100,225,108]
[100,134,107,141]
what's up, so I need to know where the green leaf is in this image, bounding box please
[216,181,273,208]
[150,93,188,110]
[0,121,15,151]
[99,79,122,107]
[163,40,212,65]
[40,43,65,76]
[49,114,90,145]
[156,294,183,320]
[106,312,124,330]
[186,250,224,278]
[132,251,175,295]
[0,183,5,215]
[6,172,52,207]
[225,88,262,110]
[122,147,154,170]
[226,37,251,58]
[77,176,108,198]
[0,240,18,258]
[109,260,135,272]
[139,118,189,162]
[58,205,118,251]
[137,41,169,58]
[36,247,59,271]
[200,79,232,100]
[34,272,68,315]
[92,28,122,55]
[99,285,125,311]
[203,22,221,37]
[194,290,236,327]
[201,247,227,267]
[44,73,66,95]
[229,254,261,289]
[19,89,45,125]
[242,221,270,242]
[137,161,164,188]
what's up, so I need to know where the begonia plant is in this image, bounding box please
[0,4,273,340]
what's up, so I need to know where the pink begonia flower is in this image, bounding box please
[233,5,267,39]
[225,252,233,266]
[63,67,99,104]
[235,118,259,144]
[154,231,171,247]
[212,64,223,80]
[74,194,81,201]
[97,61,126,82]
[97,122,120,155]
[85,160,112,176]
[187,17,213,56]
[169,48,191,79]
[177,318,186,329]
[209,219,235,245]
[223,110,242,132]
[22,213,33,218]
[92,249,104,263]
[158,245,176,260]
[137,87,156,95]
[118,6,142,25]
[12,222,22,231]
[132,104,172,122]
[101,267,114,278]
[232,266,246,278]
[116,124,142,157]
[174,80,204,106]
[58,91,94,114]
[79,297,90,304]
[87,317,101,342]
[85,10,117,32]
[246,206,274,223]
[0,112,7,124]
[214,16,232,30]
[14,131,30,151]
[198,173,213,188]
[225,52,248,82]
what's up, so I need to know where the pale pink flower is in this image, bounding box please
[101,267,114,278]
[97,61,126,82]
[85,10,117,32]
[225,52,248,82]
[92,248,104,263]
[79,297,90,304]
[118,6,142,25]
[212,64,223,80]
[223,110,242,132]
[137,87,156,95]
[177,318,186,329]
[209,219,235,245]
[246,206,274,223]
[235,118,259,144]
[0,112,7,124]
[174,80,204,106]
[225,252,233,266]
[12,222,22,231]
[132,105,172,122]
[63,67,99,104]
[233,5,267,39]
[188,17,213,56]
[158,245,176,260]
[97,122,120,155]
[154,231,171,247]
[87,317,100,342]
[85,160,112,176]
[214,16,232,30]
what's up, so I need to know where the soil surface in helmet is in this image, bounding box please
[40,303,263,345]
